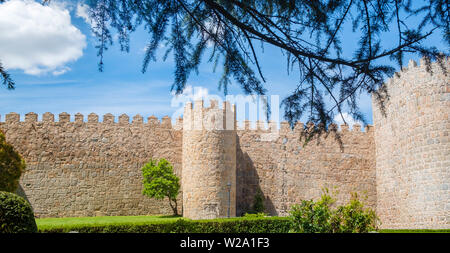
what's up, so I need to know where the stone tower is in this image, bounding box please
[372,57,450,229]
[182,99,237,219]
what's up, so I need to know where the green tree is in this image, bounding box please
[251,190,265,214]
[0,130,26,192]
[141,159,180,216]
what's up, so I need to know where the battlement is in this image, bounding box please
[0,112,182,130]
[236,120,373,134]
[382,56,449,89]
[183,99,236,131]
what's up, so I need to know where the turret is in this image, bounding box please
[182,99,237,219]
[372,57,450,229]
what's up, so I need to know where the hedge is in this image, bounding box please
[0,191,37,233]
[38,217,291,233]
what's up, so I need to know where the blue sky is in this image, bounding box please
[0,0,447,127]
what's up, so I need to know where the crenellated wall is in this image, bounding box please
[236,122,376,216]
[0,110,376,219]
[0,58,447,229]
[0,112,183,217]
[182,100,237,219]
[372,58,450,229]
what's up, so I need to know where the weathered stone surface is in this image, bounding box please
[182,100,236,220]
[373,58,450,229]
[0,117,182,218]
[0,58,447,230]
[236,124,376,217]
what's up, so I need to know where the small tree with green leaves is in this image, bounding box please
[141,159,180,216]
[0,130,26,193]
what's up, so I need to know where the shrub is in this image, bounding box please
[37,216,291,233]
[333,193,379,233]
[0,191,37,233]
[0,130,26,192]
[141,159,180,215]
[289,189,379,233]
[252,190,265,214]
[243,212,266,218]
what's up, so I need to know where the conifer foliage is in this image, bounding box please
[1,0,448,126]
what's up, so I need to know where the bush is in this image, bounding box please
[141,159,180,215]
[243,212,267,218]
[251,190,265,214]
[289,189,379,233]
[0,130,26,192]
[38,217,291,233]
[0,191,37,233]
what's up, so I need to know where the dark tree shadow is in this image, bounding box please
[15,183,33,209]
[236,136,276,216]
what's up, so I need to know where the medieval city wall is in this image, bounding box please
[1,58,447,230]
[236,122,376,216]
[0,113,183,218]
[372,58,450,229]
[0,110,377,219]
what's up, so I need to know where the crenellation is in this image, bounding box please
[132,114,143,124]
[103,113,115,124]
[59,112,70,123]
[25,112,38,123]
[280,121,290,132]
[243,120,251,130]
[306,122,315,132]
[268,120,277,131]
[352,124,361,132]
[161,116,172,129]
[328,123,338,131]
[174,117,183,130]
[118,114,129,124]
[365,124,373,133]
[256,120,266,130]
[193,100,203,130]
[341,124,349,132]
[88,113,99,123]
[75,113,84,123]
[294,121,304,132]
[43,112,55,122]
[6,112,20,123]
[408,59,418,68]
[147,115,159,126]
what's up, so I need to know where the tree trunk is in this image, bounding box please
[169,198,178,216]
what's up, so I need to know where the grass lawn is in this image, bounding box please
[36,215,181,231]
[36,215,450,233]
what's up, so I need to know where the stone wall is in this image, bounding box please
[0,113,183,218]
[372,58,450,229]
[236,122,376,216]
[1,57,448,230]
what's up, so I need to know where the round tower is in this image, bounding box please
[182,99,237,219]
[372,58,449,229]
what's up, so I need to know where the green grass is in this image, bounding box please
[36,215,450,233]
[380,229,450,233]
[36,215,181,231]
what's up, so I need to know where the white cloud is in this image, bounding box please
[333,112,363,129]
[75,1,98,31]
[0,0,86,75]
[76,2,90,23]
